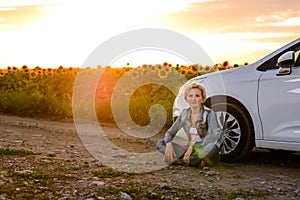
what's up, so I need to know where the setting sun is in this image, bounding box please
[0,0,299,68]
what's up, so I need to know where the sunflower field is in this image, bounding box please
[0,61,246,126]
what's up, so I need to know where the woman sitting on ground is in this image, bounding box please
[156,82,222,167]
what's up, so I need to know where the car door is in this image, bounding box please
[258,50,300,142]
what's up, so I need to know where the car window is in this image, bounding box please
[257,42,300,71]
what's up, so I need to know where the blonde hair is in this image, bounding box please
[183,82,206,103]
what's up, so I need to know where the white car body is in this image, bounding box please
[173,38,300,161]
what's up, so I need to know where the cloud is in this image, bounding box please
[157,0,300,35]
[0,4,55,30]
[270,16,300,27]
[155,0,299,63]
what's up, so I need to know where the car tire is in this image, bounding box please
[211,102,254,162]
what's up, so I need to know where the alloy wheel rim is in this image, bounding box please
[215,111,241,155]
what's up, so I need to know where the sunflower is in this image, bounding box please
[180,69,187,77]
[29,71,37,79]
[142,64,149,70]
[44,68,52,76]
[222,61,229,68]
[70,70,76,76]
[22,65,28,70]
[0,70,6,77]
[139,67,149,76]
[204,65,211,72]
[36,70,43,76]
[220,60,233,69]
[34,66,42,71]
[161,65,171,74]
[135,66,144,74]
[12,66,18,72]
[112,68,122,77]
[155,64,163,71]
[143,65,152,74]
[197,64,204,72]
[158,69,168,79]
[51,69,57,74]
[71,67,80,75]
[189,65,199,74]
[58,65,64,71]
[149,65,156,72]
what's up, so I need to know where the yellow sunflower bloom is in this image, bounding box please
[61,68,67,74]
[29,71,37,79]
[180,69,187,77]
[36,70,43,76]
[58,65,64,71]
[149,65,156,72]
[0,70,6,77]
[161,65,171,74]
[22,65,28,70]
[158,69,168,79]
[12,66,18,72]
[155,64,163,71]
[112,68,122,77]
[204,65,211,72]
[189,65,199,74]
[34,66,42,71]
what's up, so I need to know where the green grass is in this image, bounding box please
[91,168,127,178]
[227,188,272,199]
[8,170,71,186]
[0,148,35,156]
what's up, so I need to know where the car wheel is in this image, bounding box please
[212,103,254,162]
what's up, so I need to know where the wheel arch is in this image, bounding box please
[205,95,240,106]
[205,95,252,121]
[205,95,256,145]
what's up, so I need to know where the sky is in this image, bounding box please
[0,0,299,68]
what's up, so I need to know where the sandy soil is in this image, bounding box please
[0,115,300,199]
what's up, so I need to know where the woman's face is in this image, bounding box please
[186,88,203,109]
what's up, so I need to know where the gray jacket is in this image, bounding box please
[164,105,222,148]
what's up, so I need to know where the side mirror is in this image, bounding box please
[276,51,294,76]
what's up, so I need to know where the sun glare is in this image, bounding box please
[0,0,298,68]
[0,0,213,68]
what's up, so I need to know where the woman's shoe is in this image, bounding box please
[172,159,183,165]
[198,160,205,169]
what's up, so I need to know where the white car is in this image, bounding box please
[173,38,300,162]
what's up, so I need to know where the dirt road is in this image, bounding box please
[0,115,299,199]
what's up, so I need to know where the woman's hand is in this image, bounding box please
[164,142,175,163]
[183,146,193,164]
